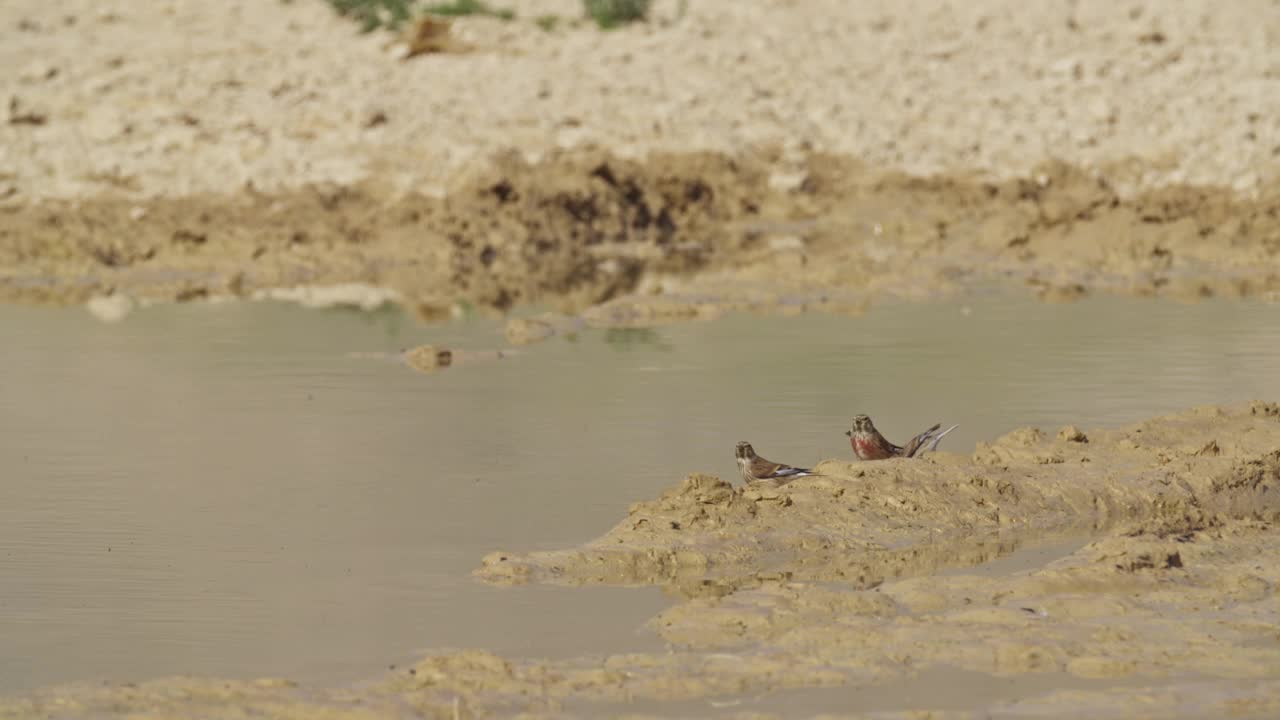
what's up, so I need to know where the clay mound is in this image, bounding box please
[476,402,1280,593]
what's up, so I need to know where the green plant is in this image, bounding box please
[424,0,514,20]
[581,0,651,29]
[534,13,560,32]
[325,0,514,31]
[327,0,416,31]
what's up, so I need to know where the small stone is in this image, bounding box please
[404,344,452,373]
[768,235,806,252]
[1087,98,1115,123]
[86,294,134,323]
[505,317,556,346]
[1038,283,1087,303]
[18,60,58,83]
[85,109,128,141]
[1231,172,1258,193]
[767,170,808,192]
[1193,439,1220,456]
[1049,56,1081,77]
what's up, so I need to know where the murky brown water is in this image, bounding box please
[934,534,1093,578]
[2,293,1278,693]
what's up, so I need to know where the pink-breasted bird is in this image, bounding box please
[846,414,956,460]
[734,441,814,484]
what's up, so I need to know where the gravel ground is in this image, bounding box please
[2,0,1277,202]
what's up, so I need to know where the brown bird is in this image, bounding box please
[846,414,957,460]
[734,441,814,484]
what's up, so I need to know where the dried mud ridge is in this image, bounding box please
[6,403,1279,719]
[477,404,1280,597]
[3,150,1278,315]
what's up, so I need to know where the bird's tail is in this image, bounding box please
[903,423,959,457]
[924,424,959,454]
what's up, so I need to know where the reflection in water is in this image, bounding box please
[657,529,1099,601]
[0,293,1278,692]
[569,665,1173,717]
[603,327,674,352]
[934,534,1094,579]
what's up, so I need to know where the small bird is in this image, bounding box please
[846,414,957,460]
[734,441,815,484]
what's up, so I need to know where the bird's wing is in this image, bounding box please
[771,465,811,477]
[753,457,810,478]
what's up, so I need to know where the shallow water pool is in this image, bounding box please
[1,292,1277,692]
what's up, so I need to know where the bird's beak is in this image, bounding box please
[844,430,852,436]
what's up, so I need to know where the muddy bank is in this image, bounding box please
[4,0,1277,320]
[477,403,1280,593]
[3,152,1279,316]
[5,403,1278,718]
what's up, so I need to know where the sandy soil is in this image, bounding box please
[4,403,1278,718]
[4,0,1276,198]
[2,0,1278,312]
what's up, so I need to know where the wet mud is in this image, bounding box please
[3,152,1279,319]
[477,403,1280,593]
[5,402,1278,718]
